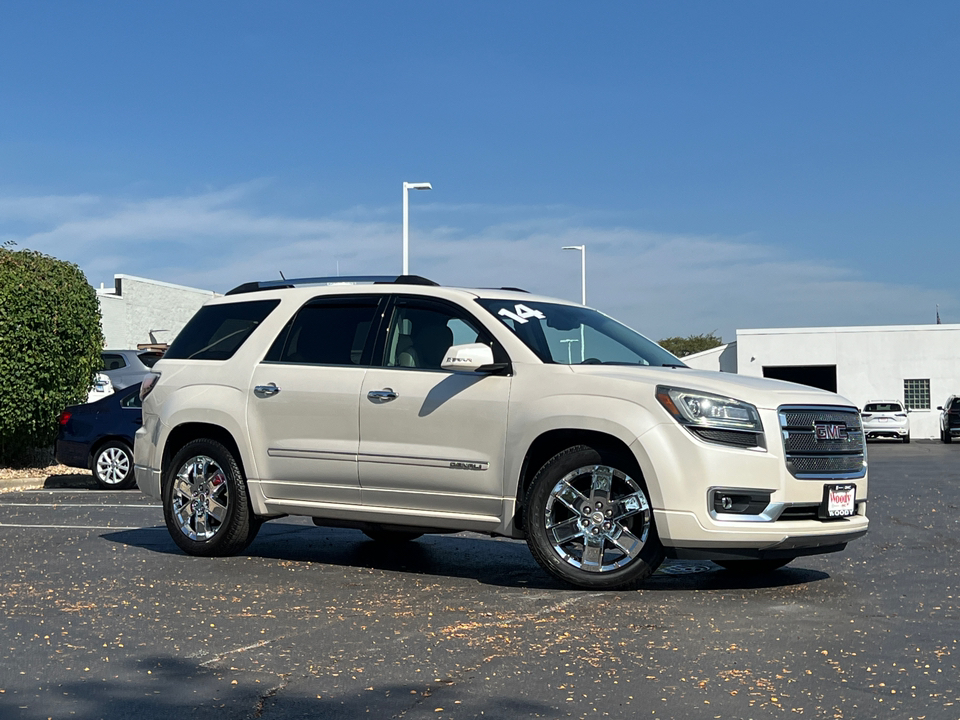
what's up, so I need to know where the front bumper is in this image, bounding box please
[632,411,868,559]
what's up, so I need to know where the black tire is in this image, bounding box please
[162,438,261,556]
[944,429,953,444]
[903,434,911,444]
[362,526,423,543]
[715,558,793,574]
[524,445,664,590]
[92,441,137,490]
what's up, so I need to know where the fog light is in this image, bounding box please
[712,489,772,515]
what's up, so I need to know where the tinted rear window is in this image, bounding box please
[138,353,163,368]
[864,403,902,413]
[165,300,280,361]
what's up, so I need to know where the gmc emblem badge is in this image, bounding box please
[814,422,848,441]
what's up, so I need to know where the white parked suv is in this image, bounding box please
[135,275,869,589]
[861,400,910,443]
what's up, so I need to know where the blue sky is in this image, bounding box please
[1,2,958,341]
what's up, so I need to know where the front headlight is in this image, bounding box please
[656,385,765,449]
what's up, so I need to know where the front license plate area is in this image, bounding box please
[819,483,856,519]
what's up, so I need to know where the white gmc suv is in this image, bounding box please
[135,275,868,590]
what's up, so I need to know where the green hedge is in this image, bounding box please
[0,247,103,464]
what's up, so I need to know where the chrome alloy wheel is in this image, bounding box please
[171,455,230,541]
[544,464,651,573]
[95,446,130,485]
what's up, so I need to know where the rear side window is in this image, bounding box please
[264,296,381,366]
[138,352,162,368]
[165,300,280,361]
[102,353,127,370]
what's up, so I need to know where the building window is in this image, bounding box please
[903,379,930,410]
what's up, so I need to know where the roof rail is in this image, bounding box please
[225,275,439,296]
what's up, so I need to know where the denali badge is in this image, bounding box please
[814,422,848,441]
[450,461,486,471]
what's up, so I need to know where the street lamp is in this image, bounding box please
[403,181,432,275]
[562,245,587,363]
[562,245,586,305]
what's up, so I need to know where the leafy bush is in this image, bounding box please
[658,332,723,358]
[0,247,103,464]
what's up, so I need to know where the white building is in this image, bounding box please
[96,274,217,349]
[683,324,960,439]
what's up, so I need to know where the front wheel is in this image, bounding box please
[524,445,663,590]
[715,558,793,574]
[92,441,136,490]
[163,438,261,556]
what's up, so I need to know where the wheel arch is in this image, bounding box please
[161,423,246,489]
[513,428,643,532]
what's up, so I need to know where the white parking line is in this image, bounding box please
[0,503,161,508]
[0,523,157,530]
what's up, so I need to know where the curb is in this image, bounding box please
[0,476,48,493]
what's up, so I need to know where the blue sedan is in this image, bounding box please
[56,383,142,490]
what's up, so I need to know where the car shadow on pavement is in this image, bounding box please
[42,472,99,489]
[0,653,556,720]
[102,520,829,592]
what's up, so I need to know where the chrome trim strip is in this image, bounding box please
[266,448,490,471]
[358,453,489,471]
[267,448,356,462]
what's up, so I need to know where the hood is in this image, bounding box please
[567,365,855,411]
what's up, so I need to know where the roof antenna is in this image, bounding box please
[279,271,286,280]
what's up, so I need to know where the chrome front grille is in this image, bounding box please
[779,405,866,479]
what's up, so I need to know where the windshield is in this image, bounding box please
[476,299,685,367]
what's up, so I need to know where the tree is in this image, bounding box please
[658,332,723,358]
[0,247,103,464]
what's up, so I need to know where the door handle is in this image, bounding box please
[255,383,281,397]
[367,388,398,403]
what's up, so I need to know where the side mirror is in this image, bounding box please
[937,406,944,411]
[441,343,496,372]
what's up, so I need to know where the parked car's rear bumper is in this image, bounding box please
[55,440,89,470]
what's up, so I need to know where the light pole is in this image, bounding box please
[560,337,580,365]
[562,245,587,362]
[562,245,586,305]
[403,182,432,275]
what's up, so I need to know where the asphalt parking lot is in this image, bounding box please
[1,442,958,720]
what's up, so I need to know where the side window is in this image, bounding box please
[384,300,503,371]
[102,354,127,370]
[165,300,280,361]
[265,297,381,366]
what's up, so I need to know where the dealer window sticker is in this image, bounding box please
[497,304,546,325]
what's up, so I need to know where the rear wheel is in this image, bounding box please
[715,558,793,574]
[524,445,663,590]
[92,441,136,490]
[162,439,261,556]
[903,433,911,444]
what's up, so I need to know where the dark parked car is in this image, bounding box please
[101,350,163,390]
[938,396,960,443]
[56,383,142,489]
